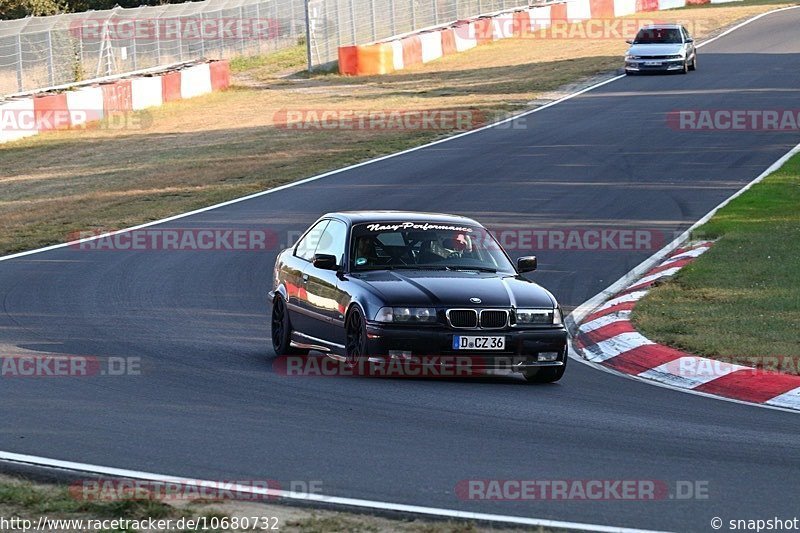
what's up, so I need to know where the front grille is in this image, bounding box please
[447,309,509,329]
[447,309,478,328]
[480,310,508,329]
[640,55,673,60]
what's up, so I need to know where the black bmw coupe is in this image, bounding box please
[269,211,568,383]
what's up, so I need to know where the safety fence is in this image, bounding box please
[0,0,304,95]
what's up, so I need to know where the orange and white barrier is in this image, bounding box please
[1,60,229,145]
[391,40,405,70]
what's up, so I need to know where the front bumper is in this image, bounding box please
[364,322,568,371]
[625,59,685,72]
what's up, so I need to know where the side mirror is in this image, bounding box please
[312,253,338,271]
[686,38,694,43]
[625,39,633,44]
[517,256,537,273]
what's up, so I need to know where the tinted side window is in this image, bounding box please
[295,220,329,261]
[314,220,347,265]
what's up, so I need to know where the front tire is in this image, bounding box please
[271,297,307,356]
[689,55,697,71]
[345,307,368,367]
[523,352,567,383]
[679,60,688,74]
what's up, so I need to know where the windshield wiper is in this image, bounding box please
[443,265,497,273]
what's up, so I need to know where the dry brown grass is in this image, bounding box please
[0,0,795,255]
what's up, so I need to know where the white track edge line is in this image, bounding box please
[0,451,669,533]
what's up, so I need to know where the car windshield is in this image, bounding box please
[350,222,515,273]
[634,28,682,44]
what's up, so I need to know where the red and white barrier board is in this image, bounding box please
[527,6,552,30]
[613,0,638,17]
[131,76,164,111]
[0,97,37,143]
[65,86,104,126]
[180,63,213,99]
[1,60,229,145]
[567,0,593,21]
[419,31,444,63]
[337,0,741,75]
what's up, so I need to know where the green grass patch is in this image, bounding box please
[229,44,308,76]
[633,151,800,371]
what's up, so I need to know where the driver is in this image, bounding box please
[354,236,378,267]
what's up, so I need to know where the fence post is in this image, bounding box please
[155,19,162,63]
[389,0,396,35]
[46,30,55,85]
[410,0,416,31]
[15,33,23,92]
[252,5,260,55]
[178,18,185,60]
[304,0,313,70]
[348,0,356,43]
[370,0,376,41]
[433,0,438,25]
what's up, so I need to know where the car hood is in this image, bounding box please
[351,270,556,308]
[627,43,684,56]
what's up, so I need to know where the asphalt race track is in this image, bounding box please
[2,9,800,532]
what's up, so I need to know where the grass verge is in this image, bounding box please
[632,151,800,373]
[0,1,795,256]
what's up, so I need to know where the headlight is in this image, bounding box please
[625,55,641,60]
[668,54,682,59]
[375,307,437,323]
[515,308,562,326]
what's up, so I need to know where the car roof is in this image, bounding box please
[640,24,683,30]
[324,211,482,226]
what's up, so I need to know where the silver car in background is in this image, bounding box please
[625,24,697,74]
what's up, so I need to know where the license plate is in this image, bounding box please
[644,61,662,66]
[453,335,506,350]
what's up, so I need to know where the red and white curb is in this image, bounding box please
[572,241,800,411]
